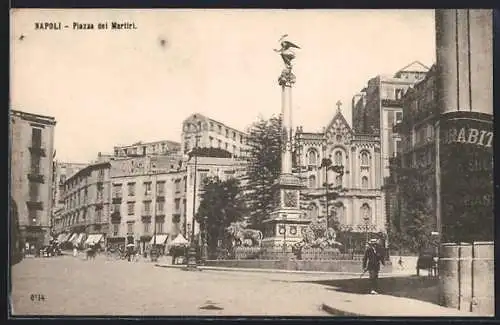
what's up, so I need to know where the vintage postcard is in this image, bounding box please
[9,9,493,317]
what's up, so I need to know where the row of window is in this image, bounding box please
[65,169,105,192]
[307,202,373,223]
[116,198,183,216]
[113,180,172,197]
[65,184,104,210]
[307,175,371,189]
[113,220,169,237]
[114,142,169,157]
[58,208,104,227]
[185,121,247,144]
[306,150,372,167]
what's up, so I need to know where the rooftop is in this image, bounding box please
[185,113,248,135]
[10,109,57,125]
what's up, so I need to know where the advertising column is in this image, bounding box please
[435,9,493,243]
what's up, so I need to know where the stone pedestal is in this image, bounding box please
[262,174,310,249]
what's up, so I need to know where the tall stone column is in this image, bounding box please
[279,69,295,174]
[262,36,310,249]
[435,9,493,242]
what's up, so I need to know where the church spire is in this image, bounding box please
[336,100,342,113]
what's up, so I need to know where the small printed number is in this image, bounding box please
[30,294,46,302]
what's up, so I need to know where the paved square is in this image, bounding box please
[11,255,337,316]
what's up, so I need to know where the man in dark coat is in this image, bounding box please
[362,238,385,294]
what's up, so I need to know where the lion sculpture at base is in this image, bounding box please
[226,221,263,247]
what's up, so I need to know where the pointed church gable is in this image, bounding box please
[324,110,353,145]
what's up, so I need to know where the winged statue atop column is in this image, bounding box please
[274,34,301,69]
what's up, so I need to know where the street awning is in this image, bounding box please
[170,234,189,246]
[73,233,85,245]
[67,233,77,243]
[149,235,168,245]
[84,234,104,245]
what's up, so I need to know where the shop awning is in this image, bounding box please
[67,233,77,243]
[149,235,168,245]
[84,234,104,245]
[73,233,86,245]
[170,234,189,246]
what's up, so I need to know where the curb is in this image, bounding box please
[321,303,363,317]
[154,264,401,277]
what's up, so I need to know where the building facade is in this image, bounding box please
[114,140,181,157]
[56,162,112,246]
[51,161,88,233]
[387,65,438,233]
[352,62,430,181]
[181,113,251,158]
[10,109,56,250]
[295,107,385,237]
[108,155,186,252]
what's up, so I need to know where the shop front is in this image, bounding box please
[107,236,126,250]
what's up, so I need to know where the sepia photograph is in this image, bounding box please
[9,9,493,317]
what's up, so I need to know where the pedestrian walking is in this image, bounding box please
[362,238,385,294]
[73,245,78,257]
[398,256,405,270]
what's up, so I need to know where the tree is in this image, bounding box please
[195,176,246,254]
[393,166,437,254]
[243,115,283,231]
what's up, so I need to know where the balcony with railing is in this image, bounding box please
[381,98,403,107]
[143,191,153,200]
[112,194,122,204]
[29,146,47,157]
[27,172,45,183]
[26,200,44,210]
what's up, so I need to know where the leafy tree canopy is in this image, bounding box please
[195,176,247,250]
[243,115,283,231]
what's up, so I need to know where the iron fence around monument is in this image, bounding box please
[224,246,364,261]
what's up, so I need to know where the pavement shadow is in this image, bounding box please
[302,276,439,305]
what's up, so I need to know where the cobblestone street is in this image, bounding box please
[11,255,341,316]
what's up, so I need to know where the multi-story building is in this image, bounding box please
[352,61,430,181]
[294,106,384,241]
[10,109,56,250]
[56,162,112,246]
[51,161,87,235]
[108,155,186,252]
[181,113,251,158]
[185,155,247,238]
[387,65,437,233]
[114,140,181,157]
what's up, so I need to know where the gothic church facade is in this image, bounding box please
[295,107,385,235]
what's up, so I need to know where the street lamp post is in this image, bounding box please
[282,214,287,254]
[187,128,201,270]
[320,152,344,229]
[190,132,201,245]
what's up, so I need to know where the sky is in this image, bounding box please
[10,9,436,163]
